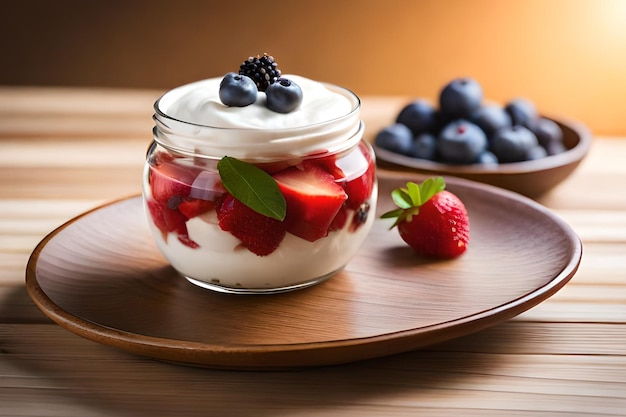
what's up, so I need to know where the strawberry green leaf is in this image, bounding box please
[419,176,446,203]
[217,156,286,221]
[380,176,448,229]
[380,208,405,219]
[380,208,405,229]
[391,188,413,209]
[406,181,422,206]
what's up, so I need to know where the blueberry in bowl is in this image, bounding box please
[439,77,483,119]
[396,99,438,135]
[437,120,488,164]
[374,123,414,156]
[473,104,512,137]
[491,125,540,163]
[373,77,592,198]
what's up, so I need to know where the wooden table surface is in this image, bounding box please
[1,86,625,416]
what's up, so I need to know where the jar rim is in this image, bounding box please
[152,79,363,162]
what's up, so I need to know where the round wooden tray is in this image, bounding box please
[25,173,581,370]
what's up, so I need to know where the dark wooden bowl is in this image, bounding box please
[374,117,592,198]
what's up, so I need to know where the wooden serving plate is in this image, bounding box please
[26,173,581,370]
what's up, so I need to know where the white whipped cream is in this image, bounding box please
[162,75,352,129]
[153,75,363,162]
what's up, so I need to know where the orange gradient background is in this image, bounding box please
[3,0,626,135]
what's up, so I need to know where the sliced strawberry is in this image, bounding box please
[177,198,215,219]
[147,198,201,249]
[177,233,200,249]
[309,155,345,180]
[344,159,376,210]
[216,194,286,256]
[272,164,347,242]
[255,159,302,174]
[329,205,348,231]
[147,199,188,234]
[149,157,198,205]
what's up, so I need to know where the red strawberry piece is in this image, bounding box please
[147,199,187,234]
[381,177,469,258]
[147,198,200,249]
[216,194,286,256]
[177,198,215,219]
[147,199,168,232]
[329,206,349,231]
[149,157,198,205]
[177,233,200,249]
[344,159,376,210]
[272,163,347,242]
[310,155,345,180]
[255,159,301,174]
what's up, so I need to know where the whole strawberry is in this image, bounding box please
[381,177,469,258]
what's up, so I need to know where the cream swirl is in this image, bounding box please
[162,75,350,128]
[153,75,362,162]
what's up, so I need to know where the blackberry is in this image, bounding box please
[239,53,281,92]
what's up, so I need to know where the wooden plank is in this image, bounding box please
[0,167,142,200]
[0,139,147,167]
[1,323,626,416]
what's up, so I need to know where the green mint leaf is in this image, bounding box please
[217,156,286,221]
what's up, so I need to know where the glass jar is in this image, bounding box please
[143,79,377,294]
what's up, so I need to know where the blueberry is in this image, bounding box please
[265,77,303,113]
[409,132,437,160]
[491,125,539,163]
[219,72,257,107]
[545,140,567,156]
[374,123,414,155]
[439,77,483,119]
[437,120,488,164]
[473,104,512,137]
[527,145,548,160]
[396,99,437,135]
[532,117,563,148]
[505,98,538,129]
[475,150,499,165]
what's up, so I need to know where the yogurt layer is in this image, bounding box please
[149,185,377,290]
